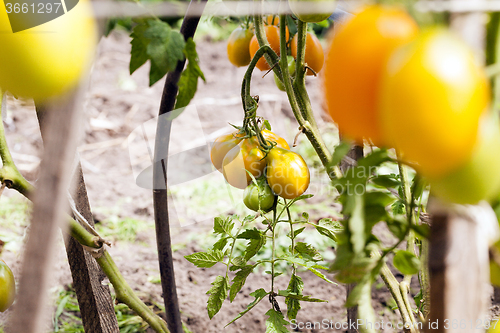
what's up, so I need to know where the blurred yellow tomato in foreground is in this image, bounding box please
[379,29,490,178]
[0,0,97,100]
[323,5,419,145]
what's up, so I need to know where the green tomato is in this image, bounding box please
[243,178,276,212]
[0,260,15,312]
[274,56,296,92]
[428,113,500,205]
[289,0,336,23]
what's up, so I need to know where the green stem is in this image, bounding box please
[285,200,296,274]
[271,205,277,293]
[0,91,33,198]
[97,251,170,333]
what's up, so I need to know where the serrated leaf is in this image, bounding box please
[237,228,262,240]
[294,242,322,261]
[226,289,268,326]
[314,218,341,241]
[229,265,254,302]
[393,250,421,275]
[265,309,289,333]
[285,274,303,320]
[144,20,185,85]
[230,256,247,269]
[207,275,229,319]
[175,38,206,109]
[184,249,224,268]
[214,217,234,236]
[392,200,405,215]
[244,232,266,261]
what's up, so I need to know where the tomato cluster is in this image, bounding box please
[323,5,500,204]
[210,128,310,211]
[226,15,325,83]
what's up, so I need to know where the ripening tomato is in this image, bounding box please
[222,137,266,189]
[0,260,15,312]
[323,5,419,145]
[427,113,500,204]
[291,32,324,76]
[243,177,276,212]
[0,0,97,100]
[210,131,244,171]
[266,15,279,26]
[379,29,490,178]
[227,27,254,67]
[289,0,336,23]
[266,148,310,199]
[249,25,289,71]
[262,129,290,149]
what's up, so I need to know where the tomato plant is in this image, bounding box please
[0,260,15,312]
[0,0,97,100]
[379,28,490,178]
[291,32,324,75]
[227,27,254,67]
[323,5,419,145]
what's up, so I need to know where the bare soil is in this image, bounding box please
[0,30,435,332]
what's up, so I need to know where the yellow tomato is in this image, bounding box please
[427,113,500,204]
[249,25,289,71]
[210,131,244,171]
[266,148,310,199]
[323,5,418,145]
[291,32,324,76]
[222,137,266,189]
[0,0,97,100]
[227,27,254,67]
[379,29,490,178]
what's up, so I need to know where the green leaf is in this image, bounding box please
[294,242,322,261]
[285,274,303,320]
[230,256,247,269]
[371,174,401,188]
[226,289,268,326]
[357,149,393,169]
[229,265,255,302]
[411,223,430,239]
[278,290,327,303]
[265,309,289,333]
[184,249,224,268]
[392,200,405,215]
[282,256,335,284]
[214,217,234,236]
[207,275,229,319]
[129,19,186,86]
[413,289,423,313]
[386,217,408,240]
[213,237,229,251]
[145,20,185,85]
[175,38,206,109]
[290,226,305,239]
[333,255,376,284]
[130,21,150,74]
[263,120,272,131]
[364,191,396,207]
[237,228,262,240]
[329,141,351,168]
[393,250,421,275]
[244,232,266,261]
[314,218,342,241]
